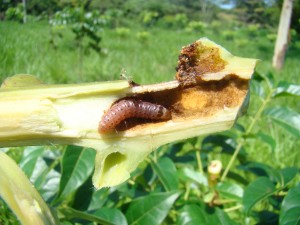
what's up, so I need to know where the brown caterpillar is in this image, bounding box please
[99,99,171,133]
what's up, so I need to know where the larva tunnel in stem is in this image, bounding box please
[0,38,258,188]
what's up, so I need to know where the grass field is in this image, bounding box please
[0,20,300,224]
[1,21,300,85]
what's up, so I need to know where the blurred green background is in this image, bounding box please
[1,0,299,84]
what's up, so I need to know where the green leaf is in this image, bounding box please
[214,207,239,225]
[256,131,277,152]
[280,183,300,225]
[38,169,61,202]
[177,204,207,225]
[125,191,180,225]
[181,167,208,186]
[31,157,51,184]
[264,72,275,88]
[216,182,244,201]
[239,162,280,183]
[277,167,298,188]
[202,135,247,161]
[55,146,96,202]
[92,208,128,225]
[151,157,179,191]
[202,135,236,153]
[19,146,44,178]
[59,207,114,225]
[239,163,298,188]
[71,176,94,211]
[252,71,264,82]
[20,148,62,201]
[253,71,274,88]
[87,188,110,211]
[251,80,265,98]
[264,106,300,139]
[243,177,276,215]
[273,81,300,98]
[177,204,238,225]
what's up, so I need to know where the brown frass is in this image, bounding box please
[176,41,228,86]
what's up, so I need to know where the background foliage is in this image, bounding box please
[0,0,300,224]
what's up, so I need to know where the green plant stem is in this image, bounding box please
[213,198,238,205]
[196,149,203,174]
[128,179,135,186]
[224,204,242,212]
[245,92,272,134]
[221,90,274,182]
[184,183,190,201]
[277,191,288,196]
[221,142,243,182]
